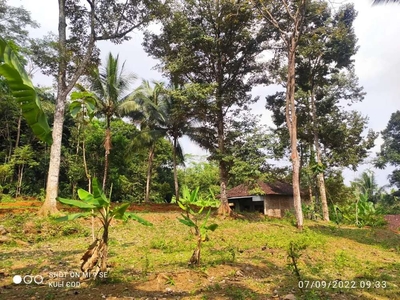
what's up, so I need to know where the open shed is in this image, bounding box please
[226,181,294,217]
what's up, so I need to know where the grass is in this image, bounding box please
[0,210,399,300]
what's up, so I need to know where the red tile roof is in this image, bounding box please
[226,181,293,198]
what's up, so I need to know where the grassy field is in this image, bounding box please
[0,208,399,300]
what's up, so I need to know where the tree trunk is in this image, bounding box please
[145,144,155,202]
[173,137,179,203]
[286,40,303,230]
[16,164,24,197]
[103,119,112,191]
[39,0,68,216]
[310,89,329,221]
[40,94,66,215]
[216,114,231,216]
[40,0,96,215]
[15,111,22,149]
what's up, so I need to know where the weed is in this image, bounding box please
[287,240,307,283]
[225,286,257,300]
[165,276,175,286]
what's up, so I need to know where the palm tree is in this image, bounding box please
[75,52,138,190]
[352,170,385,204]
[131,80,167,202]
[159,84,193,203]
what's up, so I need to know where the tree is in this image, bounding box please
[254,0,307,229]
[352,170,385,204]
[376,111,400,189]
[159,82,209,202]
[144,0,266,215]
[0,0,38,57]
[264,2,377,222]
[36,0,157,215]
[10,145,38,196]
[73,53,138,191]
[131,80,167,202]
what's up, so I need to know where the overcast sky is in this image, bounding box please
[10,0,400,187]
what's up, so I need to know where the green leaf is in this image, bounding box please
[178,215,196,228]
[77,189,93,201]
[54,212,91,222]
[0,37,52,144]
[177,201,186,211]
[125,212,153,226]
[111,203,130,219]
[57,197,96,209]
[205,223,218,231]
[92,178,109,205]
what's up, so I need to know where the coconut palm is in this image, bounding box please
[74,52,138,190]
[131,80,167,202]
[158,84,192,203]
[352,170,386,204]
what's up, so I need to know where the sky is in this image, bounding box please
[10,0,400,188]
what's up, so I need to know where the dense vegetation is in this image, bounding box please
[0,0,399,219]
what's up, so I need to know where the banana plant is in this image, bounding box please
[177,186,219,266]
[0,37,52,144]
[56,178,152,279]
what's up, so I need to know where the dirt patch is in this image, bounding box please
[0,200,182,215]
[384,215,400,232]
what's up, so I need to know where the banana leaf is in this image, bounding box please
[57,197,97,209]
[0,37,52,144]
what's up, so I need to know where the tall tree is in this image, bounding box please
[131,80,167,202]
[376,111,400,190]
[35,0,156,215]
[74,53,138,190]
[294,2,359,221]
[144,0,266,215]
[253,0,307,229]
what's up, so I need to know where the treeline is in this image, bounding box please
[0,0,399,221]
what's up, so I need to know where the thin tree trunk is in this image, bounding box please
[286,41,303,230]
[16,164,24,197]
[103,121,112,191]
[15,111,22,149]
[173,137,179,203]
[145,144,155,202]
[82,131,94,241]
[6,123,12,162]
[310,89,329,221]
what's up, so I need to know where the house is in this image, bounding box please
[226,181,294,217]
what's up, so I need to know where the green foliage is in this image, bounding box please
[177,186,219,266]
[287,240,307,283]
[178,159,220,199]
[0,37,52,144]
[376,110,400,190]
[335,189,387,227]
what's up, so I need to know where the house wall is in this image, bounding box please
[263,195,294,217]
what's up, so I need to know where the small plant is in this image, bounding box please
[56,178,152,279]
[287,240,307,284]
[177,186,219,266]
